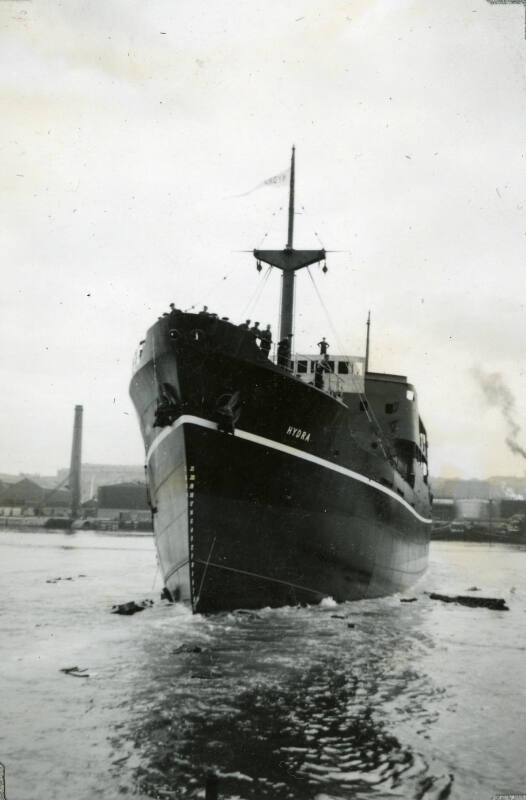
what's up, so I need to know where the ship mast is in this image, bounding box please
[254,147,326,344]
[281,146,296,342]
[287,145,295,250]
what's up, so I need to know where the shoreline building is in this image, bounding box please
[0,477,71,517]
[96,482,151,531]
[56,464,144,503]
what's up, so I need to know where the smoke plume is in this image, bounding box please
[472,367,526,460]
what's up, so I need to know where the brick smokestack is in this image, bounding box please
[69,405,83,519]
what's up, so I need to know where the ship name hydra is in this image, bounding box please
[130,148,432,613]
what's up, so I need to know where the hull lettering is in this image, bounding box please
[286,425,311,442]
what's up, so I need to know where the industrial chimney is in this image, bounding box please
[69,405,83,520]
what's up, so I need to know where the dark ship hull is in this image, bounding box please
[130,312,432,613]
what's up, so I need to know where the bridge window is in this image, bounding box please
[337,362,349,375]
[406,389,415,401]
[385,402,399,414]
[296,360,308,374]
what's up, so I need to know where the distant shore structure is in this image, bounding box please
[69,405,83,520]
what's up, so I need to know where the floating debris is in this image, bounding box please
[111,599,154,616]
[428,592,509,611]
[172,644,204,654]
[466,586,480,592]
[331,614,346,619]
[233,609,261,620]
[400,598,418,603]
[60,666,90,678]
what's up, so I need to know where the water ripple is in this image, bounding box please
[110,604,453,799]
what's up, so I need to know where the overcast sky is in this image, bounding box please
[1,0,525,479]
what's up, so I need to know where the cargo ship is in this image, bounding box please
[130,149,432,612]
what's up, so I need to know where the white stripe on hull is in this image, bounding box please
[146,414,433,525]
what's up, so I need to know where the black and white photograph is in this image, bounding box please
[1,2,525,798]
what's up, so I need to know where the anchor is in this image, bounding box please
[153,382,179,428]
[215,391,241,434]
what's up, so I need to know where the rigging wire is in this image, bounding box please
[240,265,272,319]
[257,205,285,249]
[249,265,273,316]
[305,267,395,464]
[195,536,217,607]
[306,267,347,357]
[182,203,284,313]
[152,331,158,387]
[300,204,326,249]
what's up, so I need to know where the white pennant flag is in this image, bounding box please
[261,168,290,188]
[232,167,290,198]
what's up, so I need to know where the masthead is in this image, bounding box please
[254,147,326,343]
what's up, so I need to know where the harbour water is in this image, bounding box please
[0,530,524,800]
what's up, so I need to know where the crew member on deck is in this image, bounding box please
[250,321,261,340]
[199,305,210,316]
[260,324,272,357]
[238,319,251,330]
[277,334,292,368]
[314,360,325,389]
[318,337,330,355]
